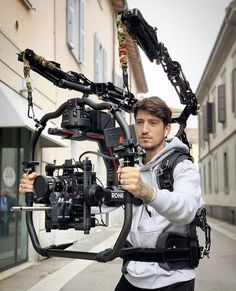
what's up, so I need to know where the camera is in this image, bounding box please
[33,157,126,233]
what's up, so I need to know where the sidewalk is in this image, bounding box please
[1,217,236,291]
[0,226,122,291]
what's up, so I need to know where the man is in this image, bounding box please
[114,97,202,290]
[20,97,202,290]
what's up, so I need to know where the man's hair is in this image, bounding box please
[133,96,172,125]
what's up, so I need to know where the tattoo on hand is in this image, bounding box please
[139,182,155,204]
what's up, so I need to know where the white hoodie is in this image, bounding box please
[124,137,203,289]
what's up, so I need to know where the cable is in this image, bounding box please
[79,151,119,163]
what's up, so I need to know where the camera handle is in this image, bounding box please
[24,97,134,262]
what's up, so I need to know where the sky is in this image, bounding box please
[127,0,232,127]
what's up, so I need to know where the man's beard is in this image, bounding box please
[141,144,157,151]
[139,140,165,152]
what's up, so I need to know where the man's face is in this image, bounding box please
[135,109,170,152]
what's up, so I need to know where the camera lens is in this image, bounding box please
[83,184,105,206]
[34,176,62,199]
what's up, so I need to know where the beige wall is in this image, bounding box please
[198,40,236,207]
[199,42,236,159]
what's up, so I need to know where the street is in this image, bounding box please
[195,219,236,291]
[0,217,236,290]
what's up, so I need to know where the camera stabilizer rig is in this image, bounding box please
[14,47,139,261]
[12,8,211,269]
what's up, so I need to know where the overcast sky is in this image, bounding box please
[127,0,232,126]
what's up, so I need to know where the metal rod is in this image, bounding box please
[11,206,51,212]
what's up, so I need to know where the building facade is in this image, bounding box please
[196,1,236,224]
[0,0,147,271]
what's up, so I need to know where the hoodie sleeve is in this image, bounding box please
[148,159,202,224]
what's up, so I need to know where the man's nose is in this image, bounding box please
[142,122,149,133]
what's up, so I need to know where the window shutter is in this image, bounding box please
[218,84,226,123]
[232,68,236,114]
[94,33,100,82]
[67,0,75,49]
[202,105,209,141]
[212,102,216,134]
[207,102,213,133]
[78,0,85,63]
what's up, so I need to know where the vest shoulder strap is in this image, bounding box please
[156,150,193,191]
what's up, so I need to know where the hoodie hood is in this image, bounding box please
[139,137,189,171]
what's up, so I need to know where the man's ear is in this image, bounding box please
[165,124,171,136]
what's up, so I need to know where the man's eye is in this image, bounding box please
[150,120,159,125]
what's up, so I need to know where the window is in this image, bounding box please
[202,105,209,141]
[0,128,30,271]
[203,164,207,194]
[235,144,236,190]
[199,113,205,149]
[207,103,214,133]
[94,33,108,82]
[218,84,226,124]
[232,68,236,115]
[67,0,85,64]
[202,102,215,138]
[223,151,229,193]
[199,114,202,147]
[211,87,217,136]
[212,102,216,135]
[214,154,219,193]
[208,160,212,194]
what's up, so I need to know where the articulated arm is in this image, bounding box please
[18,49,137,113]
[121,9,198,141]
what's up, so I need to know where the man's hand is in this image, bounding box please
[19,172,38,194]
[117,167,155,204]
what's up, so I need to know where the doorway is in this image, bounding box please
[0,128,31,271]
